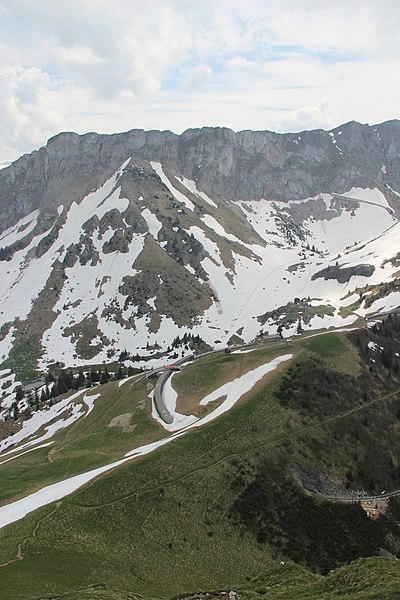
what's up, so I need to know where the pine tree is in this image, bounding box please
[116,366,125,380]
[75,370,85,389]
[15,386,24,402]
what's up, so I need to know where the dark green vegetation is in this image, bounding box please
[184,558,400,600]
[1,319,400,599]
[275,318,400,493]
[311,263,375,283]
[231,457,383,574]
[4,557,399,600]
[258,297,334,329]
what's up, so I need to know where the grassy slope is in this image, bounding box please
[0,346,291,598]
[236,557,400,600]
[0,331,400,598]
[15,558,400,600]
[0,375,164,506]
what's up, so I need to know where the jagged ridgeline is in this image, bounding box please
[0,120,400,379]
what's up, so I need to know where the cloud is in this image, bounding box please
[182,64,213,93]
[0,66,63,157]
[2,0,193,97]
[278,98,335,132]
[226,56,257,71]
[0,0,399,162]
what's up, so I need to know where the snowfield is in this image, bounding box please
[0,389,91,455]
[0,157,399,413]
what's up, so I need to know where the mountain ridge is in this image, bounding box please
[1,118,400,231]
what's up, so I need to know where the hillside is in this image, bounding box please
[0,317,400,598]
[1,122,400,598]
[1,121,400,401]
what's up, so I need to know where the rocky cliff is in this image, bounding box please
[1,120,400,232]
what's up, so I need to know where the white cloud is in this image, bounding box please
[182,64,213,93]
[278,98,335,132]
[0,66,64,157]
[0,0,399,162]
[226,56,257,71]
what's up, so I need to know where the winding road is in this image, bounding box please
[152,340,284,425]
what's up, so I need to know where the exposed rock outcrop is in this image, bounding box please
[1,120,400,232]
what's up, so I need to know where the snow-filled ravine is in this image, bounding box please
[0,354,292,530]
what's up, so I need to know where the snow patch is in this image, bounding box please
[150,161,195,211]
[0,210,39,247]
[0,442,54,466]
[176,176,217,207]
[201,215,242,243]
[83,392,100,417]
[141,208,162,239]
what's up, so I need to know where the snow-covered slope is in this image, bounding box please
[0,153,399,401]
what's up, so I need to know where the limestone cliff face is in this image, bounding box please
[1,119,400,231]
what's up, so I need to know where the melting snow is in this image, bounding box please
[0,442,54,466]
[150,161,195,211]
[0,159,132,329]
[83,392,100,417]
[141,208,162,239]
[176,176,218,207]
[201,215,243,243]
[367,341,382,351]
[0,354,292,529]
[0,210,39,247]
[153,354,292,433]
[0,389,87,455]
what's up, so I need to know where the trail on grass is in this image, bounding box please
[75,388,400,511]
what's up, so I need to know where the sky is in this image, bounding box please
[0,0,399,164]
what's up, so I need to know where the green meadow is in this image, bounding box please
[0,329,400,599]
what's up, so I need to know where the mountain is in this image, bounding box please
[2,119,400,598]
[0,119,400,397]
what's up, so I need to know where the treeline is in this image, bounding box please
[118,333,207,363]
[350,311,400,372]
[10,365,140,420]
[170,332,203,350]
